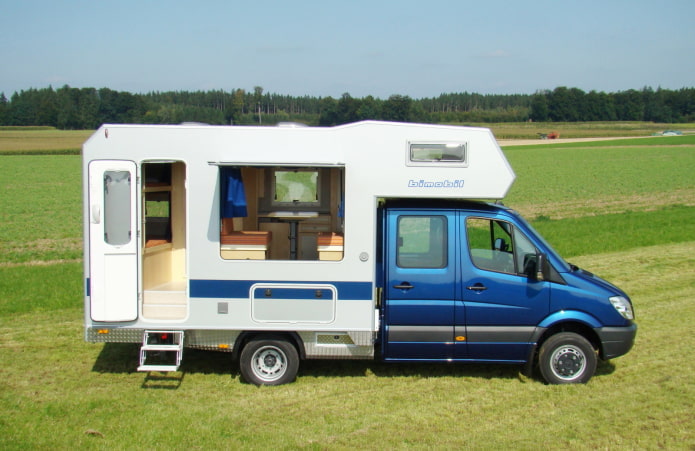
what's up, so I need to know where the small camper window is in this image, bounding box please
[408,142,467,167]
[272,169,319,206]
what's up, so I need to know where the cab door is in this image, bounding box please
[88,160,139,322]
[460,214,550,361]
[383,210,459,360]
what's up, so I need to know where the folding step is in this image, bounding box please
[138,330,184,372]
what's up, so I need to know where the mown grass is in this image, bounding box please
[0,128,694,448]
[0,243,692,449]
[532,205,695,257]
[504,140,695,215]
[0,155,82,264]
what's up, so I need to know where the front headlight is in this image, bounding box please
[610,296,634,320]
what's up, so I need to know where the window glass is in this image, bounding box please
[103,170,131,245]
[397,216,447,268]
[409,142,467,165]
[273,170,319,204]
[514,228,537,273]
[466,218,515,274]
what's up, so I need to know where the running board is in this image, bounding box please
[138,330,184,372]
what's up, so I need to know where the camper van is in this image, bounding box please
[83,121,636,385]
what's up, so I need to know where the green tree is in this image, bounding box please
[336,93,361,124]
[382,95,413,122]
[0,92,7,124]
[530,91,549,121]
[614,89,644,121]
[318,97,338,125]
[356,95,381,120]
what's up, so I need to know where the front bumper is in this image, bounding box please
[595,323,637,360]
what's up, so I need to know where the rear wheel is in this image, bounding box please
[538,332,596,384]
[239,337,299,386]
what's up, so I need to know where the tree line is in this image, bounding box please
[0,85,693,129]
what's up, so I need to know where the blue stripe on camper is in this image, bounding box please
[189,280,372,300]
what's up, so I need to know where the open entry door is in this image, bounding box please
[88,160,139,322]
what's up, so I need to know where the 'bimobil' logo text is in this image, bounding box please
[408,179,465,188]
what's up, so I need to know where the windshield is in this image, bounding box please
[508,210,572,272]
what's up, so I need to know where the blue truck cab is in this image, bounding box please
[379,199,637,384]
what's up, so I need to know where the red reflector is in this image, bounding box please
[161,334,168,340]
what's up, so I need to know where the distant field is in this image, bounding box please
[2,122,695,154]
[503,135,695,217]
[0,127,92,154]
[0,127,693,448]
[481,121,695,140]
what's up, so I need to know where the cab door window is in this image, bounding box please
[397,216,447,269]
[466,217,535,275]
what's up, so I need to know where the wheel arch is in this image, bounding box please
[536,321,601,357]
[232,331,305,360]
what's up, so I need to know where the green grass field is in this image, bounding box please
[0,127,693,448]
[0,127,92,154]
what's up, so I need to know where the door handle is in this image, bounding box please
[393,282,414,290]
[91,205,101,224]
[466,284,488,292]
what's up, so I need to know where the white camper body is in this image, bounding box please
[83,121,514,373]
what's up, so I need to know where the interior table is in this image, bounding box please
[264,211,319,259]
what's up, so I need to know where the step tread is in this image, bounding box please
[141,344,183,351]
[137,364,180,372]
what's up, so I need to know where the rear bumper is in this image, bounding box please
[595,323,637,360]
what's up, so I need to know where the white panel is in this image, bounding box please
[253,298,335,323]
[88,160,138,322]
[103,254,138,321]
[251,284,336,324]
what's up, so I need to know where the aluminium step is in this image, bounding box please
[137,330,184,372]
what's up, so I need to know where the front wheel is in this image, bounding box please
[538,332,597,384]
[239,337,299,386]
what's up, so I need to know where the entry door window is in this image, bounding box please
[103,170,132,245]
[397,216,447,269]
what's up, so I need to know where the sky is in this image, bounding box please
[1,0,693,99]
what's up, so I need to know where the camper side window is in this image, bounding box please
[219,166,345,261]
[408,142,468,167]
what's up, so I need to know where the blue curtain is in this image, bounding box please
[221,167,248,218]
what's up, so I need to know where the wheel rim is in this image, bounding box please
[549,345,587,381]
[251,345,287,382]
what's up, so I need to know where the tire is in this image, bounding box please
[239,337,299,386]
[538,332,597,384]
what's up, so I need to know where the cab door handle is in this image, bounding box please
[466,284,488,292]
[393,282,414,290]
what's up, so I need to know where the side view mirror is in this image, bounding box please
[523,253,548,281]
